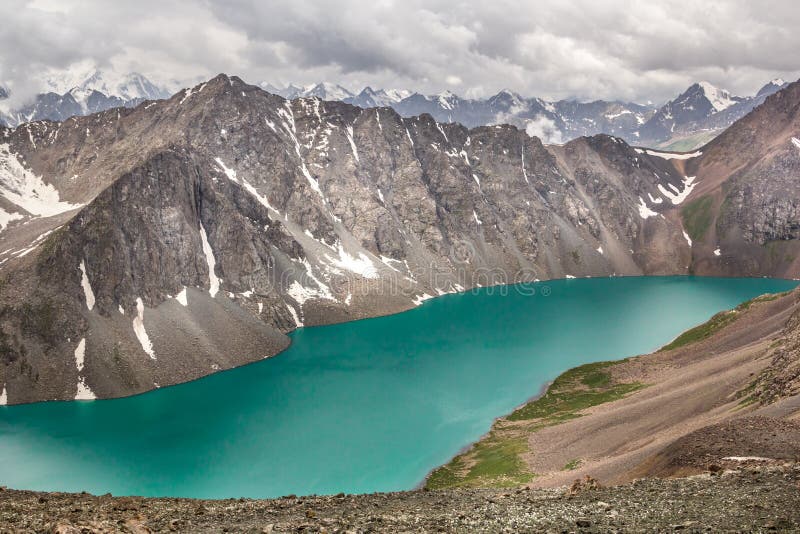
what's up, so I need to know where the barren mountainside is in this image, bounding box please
[0,75,798,404]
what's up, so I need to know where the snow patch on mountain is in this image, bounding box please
[697,81,737,112]
[638,197,658,219]
[657,176,696,205]
[79,260,96,310]
[199,223,220,297]
[0,144,82,218]
[132,297,155,360]
[635,148,702,160]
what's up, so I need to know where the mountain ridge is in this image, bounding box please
[0,73,797,404]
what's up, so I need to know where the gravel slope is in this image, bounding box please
[2,465,798,533]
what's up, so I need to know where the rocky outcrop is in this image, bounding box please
[684,80,800,276]
[0,74,797,404]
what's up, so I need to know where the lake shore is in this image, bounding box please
[426,289,800,489]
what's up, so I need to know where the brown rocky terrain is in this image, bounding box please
[1,464,798,533]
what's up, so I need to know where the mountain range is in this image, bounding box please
[262,78,789,148]
[0,72,798,404]
[1,72,787,151]
[0,70,170,126]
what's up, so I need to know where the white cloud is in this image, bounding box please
[0,0,799,105]
[525,115,563,145]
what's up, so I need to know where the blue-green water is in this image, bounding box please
[0,276,796,498]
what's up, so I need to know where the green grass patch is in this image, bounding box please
[656,131,719,152]
[426,359,646,490]
[660,292,789,352]
[734,292,787,312]
[563,458,582,471]
[426,435,535,489]
[508,360,644,422]
[659,310,737,352]
[681,195,714,242]
[734,378,760,409]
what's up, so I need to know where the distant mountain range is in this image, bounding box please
[260,78,789,149]
[0,72,789,150]
[0,70,170,126]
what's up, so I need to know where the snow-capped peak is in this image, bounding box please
[435,90,458,110]
[46,68,168,104]
[696,81,736,112]
[304,82,353,101]
[351,86,409,106]
[490,89,524,106]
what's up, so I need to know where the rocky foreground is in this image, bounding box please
[2,465,799,533]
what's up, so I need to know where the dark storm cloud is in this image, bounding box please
[1,0,799,106]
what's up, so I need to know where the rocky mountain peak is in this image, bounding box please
[757,78,789,98]
[694,81,739,112]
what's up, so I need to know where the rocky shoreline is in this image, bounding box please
[2,464,798,532]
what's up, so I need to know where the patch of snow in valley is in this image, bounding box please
[345,125,359,162]
[714,247,721,256]
[657,176,696,205]
[597,246,604,254]
[199,223,220,297]
[288,261,336,305]
[604,110,632,120]
[565,275,576,279]
[0,208,22,231]
[637,197,658,219]
[0,143,82,218]
[634,147,702,160]
[74,338,96,400]
[0,384,6,405]
[175,287,188,306]
[286,303,303,327]
[79,260,95,310]
[647,192,663,204]
[74,337,86,372]
[683,231,693,247]
[118,305,125,315]
[473,210,482,225]
[412,293,433,306]
[75,376,96,400]
[132,297,155,360]
[405,128,414,147]
[791,137,800,150]
[325,244,379,279]
[521,145,529,183]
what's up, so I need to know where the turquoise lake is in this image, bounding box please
[0,276,797,498]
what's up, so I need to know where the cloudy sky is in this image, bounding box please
[2,0,799,104]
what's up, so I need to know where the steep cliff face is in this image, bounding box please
[0,74,795,404]
[681,80,800,277]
